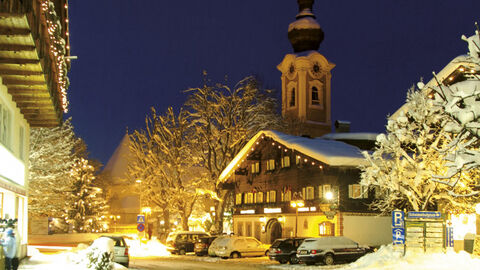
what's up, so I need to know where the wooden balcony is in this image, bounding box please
[0,0,70,127]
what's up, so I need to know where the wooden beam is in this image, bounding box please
[0,58,39,64]
[0,44,35,51]
[0,13,25,18]
[12,95,51,103]
[0,27,30,36]
[0,69,42,75]
[23,113,58,120]
[20,108,55,115]
[2,78,45,85]
[15,102,52,108]
[28,119,61,128]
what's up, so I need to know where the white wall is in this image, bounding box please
[342,214,391,247]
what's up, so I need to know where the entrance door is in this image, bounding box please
[266,219,282,244]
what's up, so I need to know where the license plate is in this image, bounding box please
[298,250,308,255]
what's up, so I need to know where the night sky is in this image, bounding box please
[67,1,480,165]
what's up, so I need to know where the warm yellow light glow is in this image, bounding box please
[450,214,476,240]
[136,179,142,183]
[325,191,334,200]
[278,216,285,223]
[290,200,304,208]
[259,217,266,223]
[117,215,121,219]
[142,207,151,214]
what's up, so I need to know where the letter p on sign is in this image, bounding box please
[392,210,404,227]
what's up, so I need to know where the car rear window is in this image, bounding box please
[271,240,282,248]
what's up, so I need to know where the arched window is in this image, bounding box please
[319,221,335,236]
[289,88,296,107]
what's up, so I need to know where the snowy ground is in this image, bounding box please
[20,239,480,270]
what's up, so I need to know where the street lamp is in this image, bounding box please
[290,200,305,237]
[110,215,120,233]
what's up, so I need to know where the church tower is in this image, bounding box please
[277,0,335,137]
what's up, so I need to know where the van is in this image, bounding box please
[166,231,209,255]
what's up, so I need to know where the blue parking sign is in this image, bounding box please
[392,210,404,227]
[392,227,405,244]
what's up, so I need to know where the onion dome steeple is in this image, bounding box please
[288,0,324,53]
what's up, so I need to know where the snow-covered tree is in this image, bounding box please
[64,158,108,233]
[185,76,280,233]
[361,29,480,213]
[128,107,206,231]
[29,118,83,217]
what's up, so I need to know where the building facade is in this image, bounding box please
[219,130,391,246]
[0,0,70,258]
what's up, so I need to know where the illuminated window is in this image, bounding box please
[283,190,291,202]
[235,193,243,205]
[251,162,260,174]
[322,185,331,199]
[255,192,263,203]
[246,193,254,204]
[266,159,275,171]
[318,185,323,199]
[349,184,369,199]
[281,156,290,168]
[0,103,11,148]
[319,221,335,236]
[306,186,314,200]
[266,190,276,203]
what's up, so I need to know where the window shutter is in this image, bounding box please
[348,185,353,198]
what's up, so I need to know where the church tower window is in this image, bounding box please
[312,86,320,105]
[289,88,296,107]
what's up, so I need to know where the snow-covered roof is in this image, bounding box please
[321,132,379,141]
[219,130,367,182]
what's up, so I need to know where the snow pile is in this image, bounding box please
[124,237,170,257]
[346,245,480,270]
[21,239,127,270]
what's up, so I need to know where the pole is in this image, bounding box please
[295,207,298,237]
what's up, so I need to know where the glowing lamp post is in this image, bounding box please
[110,215,121,233]
[290,200,305,237]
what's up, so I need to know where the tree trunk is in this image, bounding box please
[160,209,170,242]
[213,189,232,234]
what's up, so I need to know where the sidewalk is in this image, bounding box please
[18,255,59,270]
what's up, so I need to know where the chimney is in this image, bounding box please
[335,120,350,133]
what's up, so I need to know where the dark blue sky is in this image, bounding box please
[67,1,480,165]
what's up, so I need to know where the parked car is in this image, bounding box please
[296,236,372,265]
[211,236,267,259]
[99,235,129,267]
[207,235,229,257]
[268,237,305,264]
[194,236,218,256]
[166,231,210,255]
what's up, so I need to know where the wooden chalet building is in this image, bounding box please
[0,0,70,258]
[219,130,391,246]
